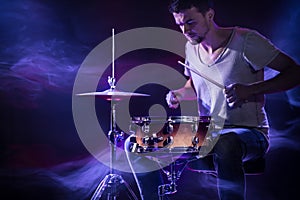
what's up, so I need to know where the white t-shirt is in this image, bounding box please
[184,27,280,129]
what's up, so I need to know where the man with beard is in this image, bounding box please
[125,0,300,199]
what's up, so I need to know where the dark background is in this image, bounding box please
[1,0,300,199]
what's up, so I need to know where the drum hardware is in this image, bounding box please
[165,122,173,134]
[141,134,164,146]
[77,29,150,200]
[158,160,190,199]
[140,135,173,147]
[192,135,200,146]
[89,96,140,200]
[163,136,174,147]
[127,115,214,199]
[141,123,150,133]
[129,116,211,154]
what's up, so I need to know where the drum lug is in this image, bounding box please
[130,142,139,153]
[142,136,153,145]
[129,136,144,153]
[141,134,164,146]
[141,123,150,133]
[163,136,174,147]
[153,133,164,143]
[192,136,199,146]
[166,123,173,134]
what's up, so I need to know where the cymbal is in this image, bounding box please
[76,89,150,101]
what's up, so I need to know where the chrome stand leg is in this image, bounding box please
[91,174,138,200]
[157,160,188,199]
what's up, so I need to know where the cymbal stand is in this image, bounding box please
[90,76,138,200]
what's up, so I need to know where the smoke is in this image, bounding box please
[0,41,81,108]
[1,1,300,200]
[0,0,88,108]
[270,0,300,108]
[0,0,111,198]
[0,154,110,200]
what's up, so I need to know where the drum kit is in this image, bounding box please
[76,29,213,200]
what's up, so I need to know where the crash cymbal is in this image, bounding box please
[76,89,150,101]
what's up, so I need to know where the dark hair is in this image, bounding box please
[168,0,214,14]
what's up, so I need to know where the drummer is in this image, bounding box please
[125,0,300,199]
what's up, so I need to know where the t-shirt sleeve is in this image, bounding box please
[243,30,280,71]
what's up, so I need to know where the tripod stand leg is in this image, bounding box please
[90,100,139,199]
[91,175,111,200]
[90,174,139,200]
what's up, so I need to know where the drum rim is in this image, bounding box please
[131,115,211,124]
[138,146,200,154]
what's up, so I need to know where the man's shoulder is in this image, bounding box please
[234,26,260,38]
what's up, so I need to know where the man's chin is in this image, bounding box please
[188,37,202,45]
[188,40,200,45]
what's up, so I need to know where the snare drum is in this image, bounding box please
[129,116,211,154]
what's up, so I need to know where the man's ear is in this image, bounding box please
[206,8,215,20]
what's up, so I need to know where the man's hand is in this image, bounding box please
[165,90,180,109]
[224,83,252,108]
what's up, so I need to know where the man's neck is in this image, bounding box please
[201,26,232,54]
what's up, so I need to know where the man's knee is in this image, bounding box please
[213,132,244,159]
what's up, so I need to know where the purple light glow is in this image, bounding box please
[0,0,300,199]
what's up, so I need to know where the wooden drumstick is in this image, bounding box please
[178,61,225,89]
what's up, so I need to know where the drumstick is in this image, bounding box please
[178,61,225,89]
